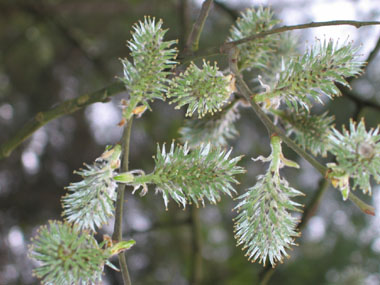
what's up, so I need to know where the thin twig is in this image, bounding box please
[221,20,380,52]
[0,82,125,159]
[112,118,134,285]
[128,217,191,236]
[183,0,214,55]
[18,0,109,76]
[214,0,239,20]
[337,84,380,112]
[348,192,375,216]
[365,33,380,68]
[298,178,329,231]
[336,32,380,111]
[259,267,274,285]
[178,0,191,50]
[228,48,375,216]
[190,206,203,285]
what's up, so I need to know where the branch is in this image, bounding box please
[112,118,134,285]
[298,178,329,231]
[190,207,203,285]
[183,0,214,55]
[221,20,380,52]
[0,82,125,159]
[214,0,239,20]
[337,83,380,112]
[365,33,380,68]
[348,192,375,216]
[128,217,191,236]
[18,0,109,76]
[228,48,375,216]
[178,0,191,50]
[334,35,380,116]
[259,267,274,285]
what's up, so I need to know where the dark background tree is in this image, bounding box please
[1,0,380,284]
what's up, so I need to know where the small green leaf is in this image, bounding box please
[109,240,136,256]
[114,172,135,183]
[341,187,349,201]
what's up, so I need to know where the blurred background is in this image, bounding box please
[1,0,380,284]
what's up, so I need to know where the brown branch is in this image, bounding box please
[337,83,380,113]
[183,0,214,55]
[178,0,191,50]
[221,20,380,52]
[214,0,239,20]
[365,33,380,68]
[298,178,329,231]
[0,82,125,159]
[338,33,380,112]
[259,267,275,285]
[190,207,203,285]
[128,217,191,236]
[17,0,110,76]
[112,118,134,285]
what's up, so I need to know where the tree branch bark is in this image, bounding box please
[112,118,134,285]
[0,82,125,159]
[221,20,380,52]
[183,0,213,55]
[190,206,203,285]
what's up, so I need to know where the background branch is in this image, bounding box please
[221,20,380,52]
[214,0,239,20]
[298,178,330,231]
[178,0,191,50]
[0,81,124,159]
[337,83,380,113]
[128,218,191,236]
[15,0,110,77]
[190,206,203,285]
[337,33,380,114]
[364,33,380,68]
